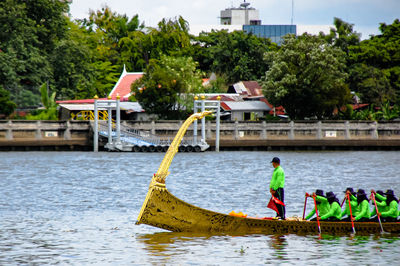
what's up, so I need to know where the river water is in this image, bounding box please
[0,151,399,265]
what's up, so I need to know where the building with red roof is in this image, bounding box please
[227,81,263,98]
[56,67,146,120]
[108,66,143,101]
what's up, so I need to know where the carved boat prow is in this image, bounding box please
[136,112,400,235]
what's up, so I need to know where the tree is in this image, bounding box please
[50,38,95,100]
[322,17,361,55]
[74,7,145,98]
[119,16,191,72]
[348,19,400,103]
[0,0,69,107]
[80,5,144,67]
[192,30,275,84]
[26,83,58,120]
[260,34,351,119]
[0,86,16,117]
[130,55,203,119]
[348,64,395,104]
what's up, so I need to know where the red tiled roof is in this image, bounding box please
[56,68,143,104]
[202,78,210,85]
[242,81,263,97]
[352,103,369,110]
[220,102,231,111]
[56,98,109,104]
[109,71,143,99]
[208,95,236,101]
[260,97,285,115]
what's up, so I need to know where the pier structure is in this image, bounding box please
[93,96,210,152]
[193,96,221,152]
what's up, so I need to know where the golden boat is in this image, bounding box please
[136,112,400,235]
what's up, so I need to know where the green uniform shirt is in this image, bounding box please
[320,201,342,220]
[354,199,371,221]
[375,193,386,202]
[270,165,285,191]
[381,200,399,218]
[340,194,359,218]
[371,200,388,216]
[305,195,330,220]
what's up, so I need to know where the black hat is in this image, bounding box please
[357,189,366,196]
[271,157,280,164]
[376,190,384,196]
[343,187,354,194]
[384,189,395,196]
[326,191,336,198]
[316,189,324,197]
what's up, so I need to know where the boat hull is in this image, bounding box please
[136,185,400,235]
[136,112,400,235]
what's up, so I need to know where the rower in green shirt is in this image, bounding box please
[352,189,371,222]
[305,190,330,221]
[341,187,359,221]
[370,190,388,222]
[374,189,399,222]
[319,192,342,221]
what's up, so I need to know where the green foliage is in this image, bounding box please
[83,6,144,45]
[192,30,275,84]
[26,82,58,120]
[338,102,400,121]
[130,55,203,119]
[348,64,395,104]
[380,101,400,120]
[80,5,144,69]
[26,107,58,120]
[50,38,95,100]
[348,19,400,103]
[119,16,190,72]
[15,90,41,108]
[0,86,17,117]
[322,17,361,55]
[203,75,229,93]
[0,0,69,106]
[261,34,351,120]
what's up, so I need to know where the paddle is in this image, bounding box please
[302,193,308,220]
[371,193,385,234]
[312,195,321,234]
[340,197,346,207]
[347,193,356,235]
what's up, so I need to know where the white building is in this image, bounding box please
[220,1,260,25]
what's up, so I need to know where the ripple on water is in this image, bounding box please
[1,151,400,264]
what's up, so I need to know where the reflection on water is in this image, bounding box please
[268,235,288,260]
[1,151,400,264]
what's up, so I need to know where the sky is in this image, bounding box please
[69,0,400,39]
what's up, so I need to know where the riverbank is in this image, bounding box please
[1,120,400,151]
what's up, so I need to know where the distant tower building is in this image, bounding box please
[243,25,296,44]
[220,1,296,44]
[220,1,261,25]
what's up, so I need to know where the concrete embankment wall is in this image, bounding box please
[0,120,92,151]
[1,120,400,151]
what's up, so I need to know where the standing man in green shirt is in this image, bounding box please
[270,157,285,219]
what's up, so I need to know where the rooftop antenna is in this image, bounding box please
[240,0,251,25]
[291,0,294,25]
[240,0,251,9]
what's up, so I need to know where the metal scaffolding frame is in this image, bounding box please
[193,96,221,152]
